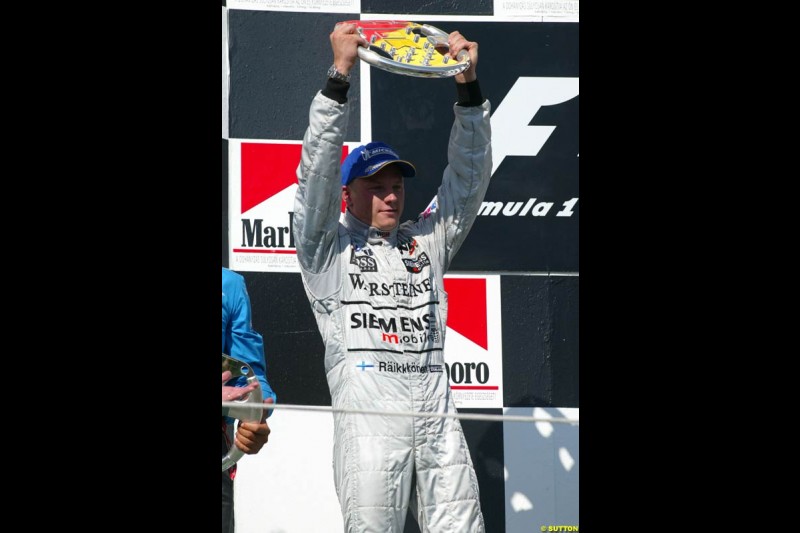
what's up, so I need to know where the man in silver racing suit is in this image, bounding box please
[292,22,492,532]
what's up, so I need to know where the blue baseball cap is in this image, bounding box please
[341,142,417,186]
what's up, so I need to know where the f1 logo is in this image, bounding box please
[490,77,579,175]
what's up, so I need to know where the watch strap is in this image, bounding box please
[327,64,351,83]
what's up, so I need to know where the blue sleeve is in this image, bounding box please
[223,270,277,411]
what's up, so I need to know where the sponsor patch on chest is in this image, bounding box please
[398,238,430,274]
[402,252,430,273]
[349,247,378,272]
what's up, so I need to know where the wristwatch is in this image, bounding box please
[327,64,351,83]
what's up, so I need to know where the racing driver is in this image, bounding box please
[292,21,492,532]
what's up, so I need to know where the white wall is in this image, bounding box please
[234,410,343,533]
[234,407,579,532]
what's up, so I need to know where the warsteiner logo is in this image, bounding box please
[348,273,434,298]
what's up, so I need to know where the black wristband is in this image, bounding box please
[456,79,484,107]
[322,77,349,104]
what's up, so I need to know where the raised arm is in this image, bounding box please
[292,23,368,275]
[415,31,492,269]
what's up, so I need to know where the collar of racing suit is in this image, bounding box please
[342,209,398,248]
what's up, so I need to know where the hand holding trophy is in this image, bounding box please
[335,20,472,78]
[221,353,263,471]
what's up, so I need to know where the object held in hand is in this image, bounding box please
[221,353,263,471]
[339,20,470,78]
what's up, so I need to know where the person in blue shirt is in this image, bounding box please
[222,267,277,533]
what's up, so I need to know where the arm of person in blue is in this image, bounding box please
[222,267,277,455]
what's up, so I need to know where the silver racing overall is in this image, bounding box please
[293,89,492,532]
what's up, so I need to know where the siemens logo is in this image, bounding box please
[350,312,436,333]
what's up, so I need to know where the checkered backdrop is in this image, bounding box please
[223,3,578,531]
